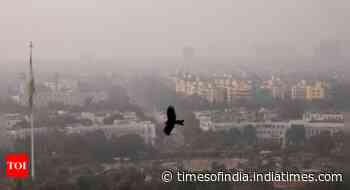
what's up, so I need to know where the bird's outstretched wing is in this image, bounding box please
[167,106,176,121]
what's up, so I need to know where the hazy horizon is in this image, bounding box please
[1,0,350,61]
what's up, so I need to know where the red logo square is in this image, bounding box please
[5,153,29,178]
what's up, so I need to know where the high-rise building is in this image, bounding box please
[305,82,326,100]
[291,81,307,100]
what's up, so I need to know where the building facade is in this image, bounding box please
[195,110,344,148]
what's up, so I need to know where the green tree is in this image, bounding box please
[242,125,257,145]
[308,131,335,156]
[286,125,306,146]
[279,100,306,119]
[112,134,147,159]
[255,87,273,107]
[77,176,96,190]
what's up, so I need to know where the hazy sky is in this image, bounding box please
[1,0,349,60]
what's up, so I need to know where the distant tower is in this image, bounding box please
[54,72,59,91]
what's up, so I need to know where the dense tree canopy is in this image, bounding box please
[286,125,306,146]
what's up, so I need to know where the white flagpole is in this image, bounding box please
[29,41,35,180]
[30,109,35,180]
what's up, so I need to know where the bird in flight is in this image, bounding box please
[163,105,184,135]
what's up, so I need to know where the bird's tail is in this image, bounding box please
[176,120,184,126]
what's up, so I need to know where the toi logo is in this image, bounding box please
[5,153,29,178]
